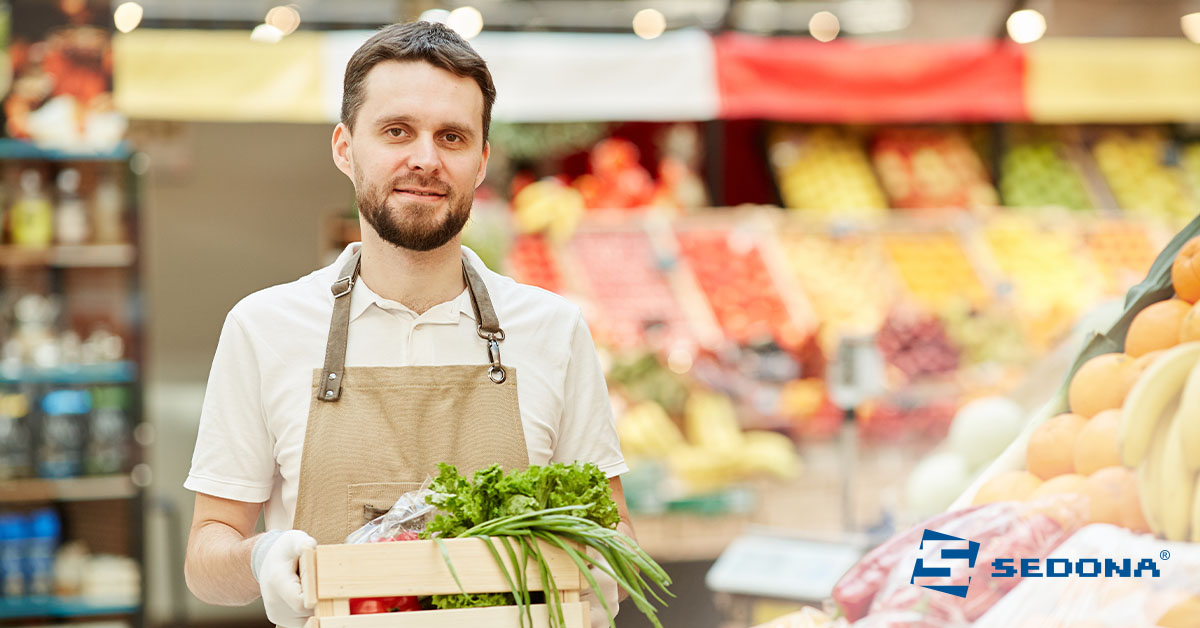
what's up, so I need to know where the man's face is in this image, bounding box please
[334,60,489,251]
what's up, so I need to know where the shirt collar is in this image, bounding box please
[329,243,483,324]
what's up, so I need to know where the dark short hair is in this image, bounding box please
[341,21,496,143]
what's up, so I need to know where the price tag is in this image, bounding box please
[706,533,864,601]
[827,335,886,410]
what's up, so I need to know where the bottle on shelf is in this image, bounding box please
[36,388,90,480]
[9,170,54,248]
[54,168,89,246]
[25,509,60,596]
[90,174,124,245]
[0,391,32,480]
[0,514,27,597]
[85,386,130,475]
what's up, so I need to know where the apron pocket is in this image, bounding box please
[346,481,425,534]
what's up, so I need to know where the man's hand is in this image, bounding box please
[252,530,317,628]
[581,551,620,628]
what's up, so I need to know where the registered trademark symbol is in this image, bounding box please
[1161,550,1171,561]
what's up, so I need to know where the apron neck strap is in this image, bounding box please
[318,248,506,401]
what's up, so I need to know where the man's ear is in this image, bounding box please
[332,123,354,180]
[475,140,490,189]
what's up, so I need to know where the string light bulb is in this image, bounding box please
[633,8,666,40]
[1182,13,1200,43]
[447,6,484,39]
[1007,9,1047,44]
[265,5,301,36]
[809,11,840,42]
[113,2,143,33]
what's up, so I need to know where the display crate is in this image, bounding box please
[300,539,589,628]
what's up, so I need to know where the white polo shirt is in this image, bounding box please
[185,243,627,532]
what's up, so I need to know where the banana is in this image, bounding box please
[1179,359,1200,471]
[1156,403,1197,541]
[1138,417,1168,537]
[1120,342,1200,466]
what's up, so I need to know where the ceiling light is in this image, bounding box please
[633,8,666,40]
[1007,9,1047,44]
[809,11,840,42]
[447,6,484,39]
[265,5,301,36]
[113,2,143,34]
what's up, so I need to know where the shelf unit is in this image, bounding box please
[0,141,145,628]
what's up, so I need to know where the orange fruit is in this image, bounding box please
[1125,299,1191,357]
[1082,466,1134,526]
[1027,413,1088,479]
[1088,466,1150,532]
[1029,473,1089,500]
[1073,409,1122,475]
[1122,350,1162,395]
[1068,353,1133,417]
[972,470,1042,505]
[1172,236,1200,303]
[1182,302,1200,343]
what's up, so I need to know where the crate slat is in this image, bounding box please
[317,602,588,628]
[314,539,582,598]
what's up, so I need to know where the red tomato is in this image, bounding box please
[350,595,420,614]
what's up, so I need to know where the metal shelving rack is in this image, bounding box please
[0,140,146,628]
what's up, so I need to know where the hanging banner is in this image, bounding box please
[713,34,1028,122]
[1026,38,1200,122]
[114,30,325,123]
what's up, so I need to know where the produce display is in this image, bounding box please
[998,127,1093,210]
[675,229,802,348]
[569,229,693,350]
[981,215,1101,349]
[881,230,988,312]
[1092,127,1196,223]
[870,127,999,210]
[617,390,800,493]
[875,308,960,380]
[767,125,888,214]
[778,231,895,352]
[507,234,563,293]
[1083,219,1158,295]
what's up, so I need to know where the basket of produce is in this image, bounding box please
[300,462,671,628]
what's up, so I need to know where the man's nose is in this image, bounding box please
[407,136,440,172]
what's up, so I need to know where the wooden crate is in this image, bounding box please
[300,538,589,628]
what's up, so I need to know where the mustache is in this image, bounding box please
[390,175,450,194]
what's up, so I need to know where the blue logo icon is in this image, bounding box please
[910,529,979,598]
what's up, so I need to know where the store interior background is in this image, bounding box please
[6,0,1200,627]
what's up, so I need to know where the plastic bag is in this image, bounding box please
[834,506,983,622]
[973,523,1200,628]
[344,481,437,544]
[850,497,1089,628]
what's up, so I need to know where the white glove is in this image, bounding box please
[580,550,619,628]
[251,529,317,628]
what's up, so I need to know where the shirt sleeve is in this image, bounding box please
[184,309,276,502]
[551,309,628,478]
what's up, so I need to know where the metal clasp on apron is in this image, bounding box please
[477,326,506,384]
[481,328,506,384]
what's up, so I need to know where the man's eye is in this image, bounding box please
[444,133,461,143]
[387,128,406,137]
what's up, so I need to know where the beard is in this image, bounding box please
[356,172,472,252]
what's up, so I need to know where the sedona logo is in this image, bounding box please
[912,528,1163,599]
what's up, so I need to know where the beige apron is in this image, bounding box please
[292,249,530,545]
